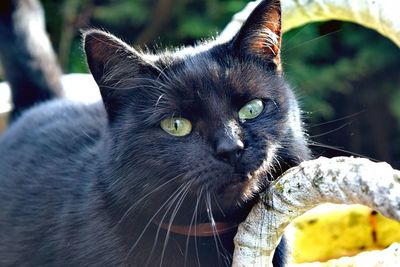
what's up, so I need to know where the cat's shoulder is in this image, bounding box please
[0,99,106,209]
[19,99,105,128]
[0,99,106,153]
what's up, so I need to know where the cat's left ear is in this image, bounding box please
[230,0,282,71]
[84,29,157,120]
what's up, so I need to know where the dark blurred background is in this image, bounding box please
[2,0,400,168]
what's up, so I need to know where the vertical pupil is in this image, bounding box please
[174,120,179,131]
[249,106,253,114]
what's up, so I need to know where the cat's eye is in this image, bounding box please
[160,117,192,137]
[238,99,264,121]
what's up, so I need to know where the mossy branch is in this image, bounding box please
[220,0,400,47]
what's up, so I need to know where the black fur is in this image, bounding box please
[0,0,310,266]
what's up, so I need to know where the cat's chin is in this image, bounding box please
[217,172,264,210]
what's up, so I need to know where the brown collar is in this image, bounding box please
[156,222,237,237]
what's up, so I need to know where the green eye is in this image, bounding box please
[160,117,192,136]
[238,99,264,121]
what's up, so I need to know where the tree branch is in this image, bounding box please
[232,157,400,266]
[220,0,400,47]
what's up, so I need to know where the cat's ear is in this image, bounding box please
[84,29,156,119]
[230,0,282,71]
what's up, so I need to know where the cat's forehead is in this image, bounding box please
[144,50,286,122]
[160,53,279,100]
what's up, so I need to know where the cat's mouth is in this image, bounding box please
[218,173,264,207]
[146,158,273,230]
[148,173,259,228]
[221,145,282,205]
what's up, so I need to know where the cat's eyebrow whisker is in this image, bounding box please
[119,69,173,90]
[281,28,342,53]
[155,94,165,107]
[106,76,165,86]
[102,77,170,94]
[155,64,175,86]
[281,23,311,52]
[159,66,189,91]
[100,84,165,92]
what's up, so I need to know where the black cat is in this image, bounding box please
[0,0,310,266]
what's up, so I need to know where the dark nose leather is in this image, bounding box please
[214,136,244,165]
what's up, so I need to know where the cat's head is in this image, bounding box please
[84,0,309,225]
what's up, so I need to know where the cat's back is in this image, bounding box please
[0,100,112,265]
[0,99,106,165]
[0,99,106,204]
[0,99,107,184]
[0,98,107,196]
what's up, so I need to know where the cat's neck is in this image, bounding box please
[154,220,237,237]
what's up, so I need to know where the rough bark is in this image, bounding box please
[232,157,400,266]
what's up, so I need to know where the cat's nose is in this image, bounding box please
[215,137,244,165]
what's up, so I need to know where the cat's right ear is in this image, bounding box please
[84,29,156,119]
[229,0,282,72]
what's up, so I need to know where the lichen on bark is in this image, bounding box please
[232,157,400,266]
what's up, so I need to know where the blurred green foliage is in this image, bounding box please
[282,22,400,120]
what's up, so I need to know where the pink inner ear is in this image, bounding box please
[249,8,281,66]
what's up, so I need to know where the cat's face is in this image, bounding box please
[85,0,309,225]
